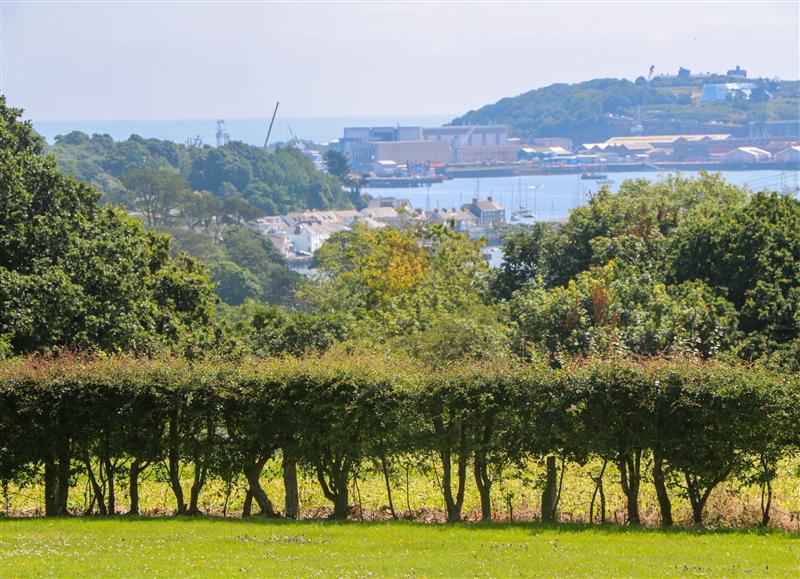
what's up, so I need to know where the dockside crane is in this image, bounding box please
[632,65,655,134]
[263,101,280,150]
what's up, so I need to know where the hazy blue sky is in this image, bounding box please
[2,1,798,121]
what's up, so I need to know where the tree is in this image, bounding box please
[672,191,800,363]
[0,97,221,357]
[304,223,489,339]
[211,261,263,305]
[323,149,350,180]
[122,169,191,226]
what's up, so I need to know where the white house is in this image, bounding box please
[723,147,772,163]
[289,222,348,255]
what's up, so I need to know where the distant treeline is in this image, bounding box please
[48,131,363,216]
[2,355,797,527]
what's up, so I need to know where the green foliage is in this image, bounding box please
[0,97,221,356]
[498,174,796,369]
[242,304,354,357]
[48,134,356,216]
[121,168,191,227]
[0,355,795,526]
[162,225,299,306]
[511,262,739,362]
[671,191,800,362]
[304,223,489,339]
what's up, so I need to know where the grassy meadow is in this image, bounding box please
[2,517,799,577]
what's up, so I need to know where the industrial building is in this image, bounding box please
[334,124,509,171]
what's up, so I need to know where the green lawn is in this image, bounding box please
[1,518,798,577]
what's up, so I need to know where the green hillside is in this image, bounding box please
[47,131,360,215]
[452,75,800,143]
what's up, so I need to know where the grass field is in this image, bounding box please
[1,517,798,577]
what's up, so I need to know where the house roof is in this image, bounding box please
[360,206,399,220]
[728,146,771,155]
[467,199,504,212]
[596,134,731,151]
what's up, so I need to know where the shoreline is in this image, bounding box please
[440,161,800,179]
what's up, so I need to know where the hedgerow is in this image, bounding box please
[0,354,796,526]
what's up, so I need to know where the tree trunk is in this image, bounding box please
[473,454,492,521]
[84,459,108,515]
[652,450,673,527]
[104,457,116,515]
[315,459,350,520]
[439,447,466,523]
[44,444,71,517]
[689,495,705,526]
[242,490,253,518]
[684,471,726,528]
[244,458,275,516]
[282,451,299,519]
[128,460,142,515]
[589,459,607,524]
[541,455,558,523]
[761,479,772,527]
[760,456,773,527]
[380,454,397,520]
[188,463,207,515]
[167,413,187,515]
[619,450,642,526]
[332,489,349,520]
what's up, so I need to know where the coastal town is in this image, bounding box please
[253,195,508,262]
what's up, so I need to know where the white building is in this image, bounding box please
[723,147,772,163]
[374,160,399,177]
[775,146,800,163]
[289,222,348,255]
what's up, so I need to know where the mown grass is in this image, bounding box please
[1,517,798,577]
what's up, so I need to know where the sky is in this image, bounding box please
[1,1,799,121]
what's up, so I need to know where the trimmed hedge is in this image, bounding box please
[0,355,796,526]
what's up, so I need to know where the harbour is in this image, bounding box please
[364,169,800,222]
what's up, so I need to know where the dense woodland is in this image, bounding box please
[1,96,799,525]
[452,76,800,142]
[48,131,363,216]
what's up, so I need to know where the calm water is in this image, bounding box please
[30,115,454,146]
[367,170,800,222]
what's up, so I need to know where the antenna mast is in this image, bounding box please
[264,101,280,149]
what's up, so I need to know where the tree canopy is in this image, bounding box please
[0,97,221,356]
[48,132,365,216]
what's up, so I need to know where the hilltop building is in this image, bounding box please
[701,83,756,102]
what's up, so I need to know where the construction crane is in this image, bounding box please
[632,65,655,134]
[263,101,280,150]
